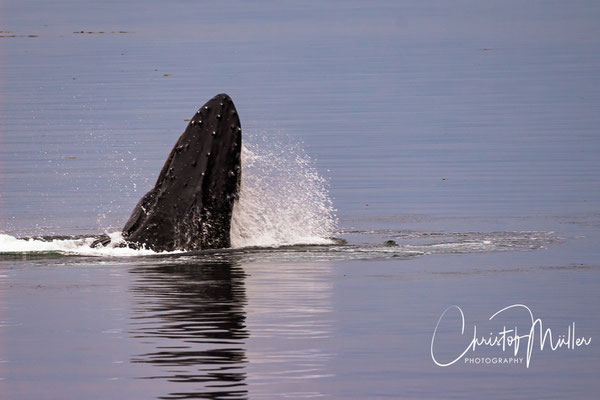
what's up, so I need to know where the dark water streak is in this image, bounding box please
[129,262,248,400]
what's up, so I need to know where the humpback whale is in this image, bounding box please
[93,93,242,252]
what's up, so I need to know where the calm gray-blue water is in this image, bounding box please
[1,1,599,399]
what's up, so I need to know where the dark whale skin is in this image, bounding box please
[115,93,242,252]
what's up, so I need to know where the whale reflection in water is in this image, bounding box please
[129,261,248,399]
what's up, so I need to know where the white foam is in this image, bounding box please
[0,232,169,257]
[230,134,337,248]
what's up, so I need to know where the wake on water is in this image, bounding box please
[0,133,557,261]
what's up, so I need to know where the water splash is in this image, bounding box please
[0,132,337,256]
[230,133,337,248]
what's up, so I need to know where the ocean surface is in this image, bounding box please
[1,1,600,399]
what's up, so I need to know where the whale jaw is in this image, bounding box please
[120,93,242,252]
